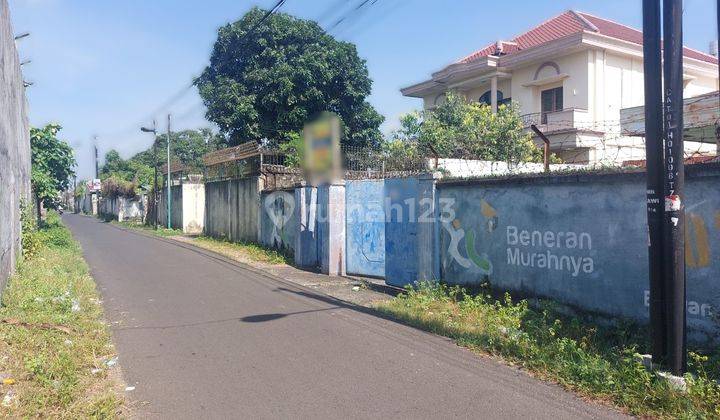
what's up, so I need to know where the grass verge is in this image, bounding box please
[113,220,290,265]
[189,236,290,265]
[376,282,720,419]
[112,220,182,237]
[0,212,124,418]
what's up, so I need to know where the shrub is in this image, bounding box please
[20,200,41,260]
[101,176,137,199]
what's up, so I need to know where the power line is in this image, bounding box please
[327,0,375,32]
[316,0,354,27]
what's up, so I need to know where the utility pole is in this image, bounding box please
[167,114,172,230]
[141,121,159,230]
[642,0,667,366]
[93,135,99,179]
[153,120,158,230]
[662,0,687,375]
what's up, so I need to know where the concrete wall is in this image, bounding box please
[181,183,205,235]
[294,186,319,270]
[205,177,262,243]
[99,195,147,222]
[385,178,421,287]
[317,182,346,275]
[436,165,720,341]
[346,180,385,277]
[260,189,297,255]
[0,0,31,291]
[158,185,183,230]
[77,192,98,215]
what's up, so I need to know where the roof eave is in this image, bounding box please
[400,56,498,98]
[400,80,444,98]
[581,31,719,76]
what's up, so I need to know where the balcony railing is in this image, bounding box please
[521,108,595,132]
[520,112,542,127]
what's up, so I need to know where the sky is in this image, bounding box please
[8,0,720,180]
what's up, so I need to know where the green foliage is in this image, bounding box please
[101,176,137,199]
[20,200,41,260]
[278,131,304,168]
[381,138,428,171]
[195,7,384,147]
[73,181,87,198]
[378,282,720,418]
[30,124,76,209]
[394,92,548,164]
[193,236,291,265]
[113,220,182,237]
[101,129,221,190]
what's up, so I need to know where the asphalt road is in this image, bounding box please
[64,214,627,419]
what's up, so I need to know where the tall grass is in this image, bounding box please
[377,282,720,418]
[0,211,123,418]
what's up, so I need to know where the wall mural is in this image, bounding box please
[262,190,296,251]
[438,179,720,341]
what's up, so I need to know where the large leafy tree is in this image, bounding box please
[195,7,384,147]
[30,124,76,218]
[394,92,547,164]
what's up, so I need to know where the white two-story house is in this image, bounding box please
[401,10,719,164]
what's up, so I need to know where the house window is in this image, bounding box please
[541,87,563,123]
[479,90,511,107]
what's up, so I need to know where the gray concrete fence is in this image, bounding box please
[0,0,31,291]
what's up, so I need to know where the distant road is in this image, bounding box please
[64,214,627,419]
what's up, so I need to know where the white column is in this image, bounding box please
[319,181,346,276]
[490,76,498,113]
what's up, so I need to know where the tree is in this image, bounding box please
[30,124,76,219]
[195,7,384,147]
[394,92,547,164]
[131,128,222,172]
[100,129,221,191]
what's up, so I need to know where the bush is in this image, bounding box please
[101,176,137,199]
[20,200,41,260]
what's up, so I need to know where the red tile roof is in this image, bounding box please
[458,10,718,65]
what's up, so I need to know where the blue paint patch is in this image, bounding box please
[346,180,385,277]
[385,178,420,287]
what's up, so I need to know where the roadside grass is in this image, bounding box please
[113,221,290,265]
[112,220,182,237]
[188,236,291,265]
[376,282,720,419]
[0,211,124,418]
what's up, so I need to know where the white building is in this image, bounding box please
[401,10,719,164]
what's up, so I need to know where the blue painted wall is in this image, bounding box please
[260,190,298,255]
[385,178,420,287]
[316,185,329,271]
[437,167,720,341]
[346,180,386,277]
[294,186,319,269]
